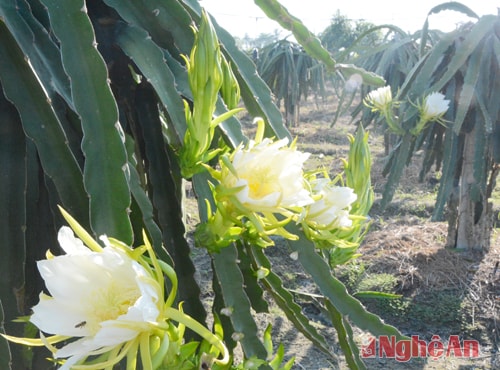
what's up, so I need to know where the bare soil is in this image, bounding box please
[188,92,500,369]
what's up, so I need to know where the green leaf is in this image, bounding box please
[254,0,384,87]
[24,141,60,368]
[103,0,194,54]
[248,247,335,360]
[427,1,479,20]
[336,63,386,87]
[286,224,405,340]
[0,300,12,370]
[135,84,205,324]
[0,0,73,106]
[453,40,483,134]
[353,291,402,300]
[212,245,269,362]
[340,24,409,63]
[380,134,414,209]
[124,134,166,257]
[116,23,186,146]
[398,33,455,99]
[433,124,460,221]
[254,0,335,70]
[212,266,237,353]
[420,2,479,55]
[324,300,366,370]
[0,90,26,369]
[237,243,268,314]
[432,16,497,94]
[42,0,132,242]
[471,120,488,201]
[0,21,89,227]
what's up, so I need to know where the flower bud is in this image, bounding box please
[180,10,226,178]
[220,54,241,110]
[189,10,222,105]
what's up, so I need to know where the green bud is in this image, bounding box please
[180,9,225,178]
[190,10,222,115]
[345,126,373,216]
[220,54,240,109]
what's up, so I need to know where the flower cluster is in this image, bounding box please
[364,86,450,136]
[175,9,371,257]
[195,118,367,253]
[3,207,228,370]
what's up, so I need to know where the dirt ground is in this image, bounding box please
[188,91,500,369]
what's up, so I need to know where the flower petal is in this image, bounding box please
[30,293,89,337]
[307,185,357,227]
[56,336,111,359]
[57,226,91,255]
[58,352,85,370]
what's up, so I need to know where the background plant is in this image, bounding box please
[352,2,499,252]
[257,39,326,127]
[319,10,384,55]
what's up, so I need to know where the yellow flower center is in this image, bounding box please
[86,281,141,334]
[245,167,279,200]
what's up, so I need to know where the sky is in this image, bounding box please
[199,0,498,38]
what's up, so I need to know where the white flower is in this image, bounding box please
[4,211,230,369]
[411,92,450,135]
[307,180,357,228]
[30,226,161,368]
[221,137,313,213]
[345,73,363,92]
[364,86,393,112]
[420,92,449,121]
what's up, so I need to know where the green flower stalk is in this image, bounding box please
[410,92,450,135]
[2,207,229,370]
[180,10,242,178]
